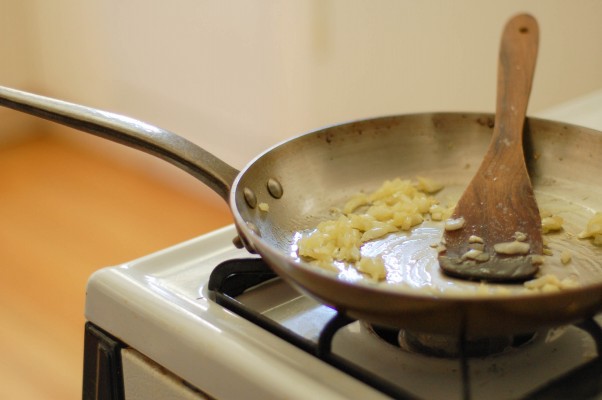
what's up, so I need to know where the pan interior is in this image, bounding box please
[232,113,602,298]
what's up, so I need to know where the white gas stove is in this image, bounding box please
[83,90,602,400]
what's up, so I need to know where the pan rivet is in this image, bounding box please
[267,178,283,199]
[232,236,244,249]
[243,187,257,208]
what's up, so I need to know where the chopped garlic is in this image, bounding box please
[357,257,386,281]
[461,249,490,262]
[524,274,579,292]
[493,240,530,255]
[525,274,561,290]
[415,176,444,194]
[560,251,572,265]
[361,222,398,242]
[468,235,484,243]
[542,215,564,233]
[343,193,369,214]
[258,202,269,212]
[297,177,444,279]
[461,249,482,260]
[578,212,602,246]
[444,217,465,231]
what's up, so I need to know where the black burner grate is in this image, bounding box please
[207,258,602,400]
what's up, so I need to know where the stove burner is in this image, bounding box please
[369,324,536,358]
[208,258,602,399]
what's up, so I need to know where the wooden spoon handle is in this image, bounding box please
[493,14,539,150]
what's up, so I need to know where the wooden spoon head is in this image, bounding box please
[440,255,539,282]
[438,168,543,282]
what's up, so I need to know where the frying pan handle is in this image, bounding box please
[0,86,239,202]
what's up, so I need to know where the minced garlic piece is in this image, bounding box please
[524,274,579,292]
[357,257,386,281]
[297,216,362,263]
[360,221,398,242]
[542,214,564,233]
[578,212,602,245]
[468,235,484,243]
[461,249,490,262]
[560,250,572,265]
[343,193,369,214]
[258,202,269,212]
[493,240,530,255]
[444,217,465,231]
[429,204,453,221]
[415,176,444,194]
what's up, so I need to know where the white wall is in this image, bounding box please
[0,1,40,141]
[4,1,602,201]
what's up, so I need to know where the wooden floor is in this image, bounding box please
[0,131,233,399]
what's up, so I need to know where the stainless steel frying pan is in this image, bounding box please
[2,86,602,337]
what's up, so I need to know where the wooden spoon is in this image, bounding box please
[438,14,543,282]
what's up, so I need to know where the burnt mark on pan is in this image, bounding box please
[432,115,446,129]
[477,116,495,129]
[316,128,338,144]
